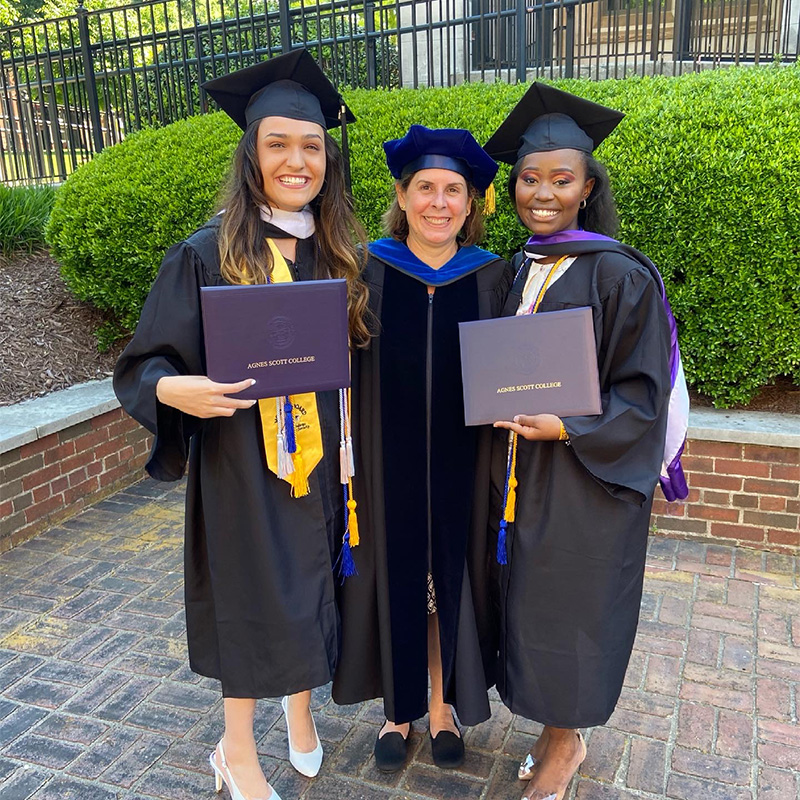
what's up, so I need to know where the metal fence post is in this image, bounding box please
[516,0,527,81]
[76,2,104,154]
[674,0,693,61]
[565,4,575,78]
[278,0,292,53]
[365,1,377,89]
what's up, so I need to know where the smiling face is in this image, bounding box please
[513,148,594,235]
[256,115,326,211]
[396,168,473,253]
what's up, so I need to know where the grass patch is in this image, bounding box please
[0,185,56,256]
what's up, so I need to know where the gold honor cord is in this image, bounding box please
[499,254,570,564]
[257,238,324,497]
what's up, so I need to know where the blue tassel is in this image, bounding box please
[497,519,508,565]
[283,398,296,453]
[338,532,358,580]
[335,486,358,581]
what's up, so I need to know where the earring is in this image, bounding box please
[400,205,406,211]
[579,199,587,209]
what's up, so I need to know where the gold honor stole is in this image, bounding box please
[257,238,323,497]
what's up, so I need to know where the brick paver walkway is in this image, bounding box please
[0,478,798,800]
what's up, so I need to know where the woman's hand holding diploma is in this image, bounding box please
[156,375,257,418]
[494,413,562,441]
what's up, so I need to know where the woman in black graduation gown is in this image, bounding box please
[113,51,370,800]
[332,126,512,771]
[482,84,687,800]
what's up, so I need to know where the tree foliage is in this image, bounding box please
[46,65,800,405]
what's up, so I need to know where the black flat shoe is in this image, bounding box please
[374,727,409,773]
[430,729,464,769]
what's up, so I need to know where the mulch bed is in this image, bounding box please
[1,249,798,413]
[1,250,128,407]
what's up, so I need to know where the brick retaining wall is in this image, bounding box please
[652,439,799,553]
[0,408,151,552]
[1,384,798,554]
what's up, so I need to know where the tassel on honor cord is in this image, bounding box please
[496,256,567,563]
[281,395,309,497]
[498,430,519,565]
[337,477,360,581]
[275,396,294,480]
[289,448,310,497]
[337,387,359,580]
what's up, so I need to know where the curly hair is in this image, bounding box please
[217,122,371,347]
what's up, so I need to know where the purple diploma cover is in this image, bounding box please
[458,307,602,426]
[200,279,350,400]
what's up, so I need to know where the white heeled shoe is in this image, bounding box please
[281,695,323,777]
[209,740,281,800]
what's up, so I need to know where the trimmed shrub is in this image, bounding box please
[47,65,800,405]
[46,113,241,345]
[0,185,55,255]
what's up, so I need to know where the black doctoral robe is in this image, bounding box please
[332,243,512,726]
[492,238,672,728]
[113,215,344,698]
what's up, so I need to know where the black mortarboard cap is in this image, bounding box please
[201,49,355,131]
[383,125,498,193]
[484,82,624,165]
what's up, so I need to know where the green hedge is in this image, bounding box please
[46,65,800,405]
[45,113,241,345]
[0,185,55,255]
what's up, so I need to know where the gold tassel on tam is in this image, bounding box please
[484,182,496,215]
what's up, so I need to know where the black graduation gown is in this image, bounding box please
[333,245,513,726]
[113,216,344,699]
[492,239,671,728]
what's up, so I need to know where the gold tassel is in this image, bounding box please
[347,479,359,546]
[290,448,310,497]
[504,433,518,523]
[484,182,496,215]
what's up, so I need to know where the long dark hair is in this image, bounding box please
[507,151,619,237]
[217,122,371,347]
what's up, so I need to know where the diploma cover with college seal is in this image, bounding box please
[458,306,602,426]
[200,279,350,400]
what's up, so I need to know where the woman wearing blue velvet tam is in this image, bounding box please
[332,126,512,772]
[483,83,689,800]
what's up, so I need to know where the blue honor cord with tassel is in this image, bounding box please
[498,430,518,565]
[336,388,359,581]
[497,254,568,564]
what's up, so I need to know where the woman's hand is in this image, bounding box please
[156,375,257,418]
[494,413,563,441]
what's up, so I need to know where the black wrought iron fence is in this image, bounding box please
[1,0,798,185]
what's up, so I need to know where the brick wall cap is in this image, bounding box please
[1,381,798,454]
[0,379,119,455]
[689,409,800,449]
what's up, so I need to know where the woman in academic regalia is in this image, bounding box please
[332,126,512,772]
[113,50,371,800]
[482,84,688,800]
